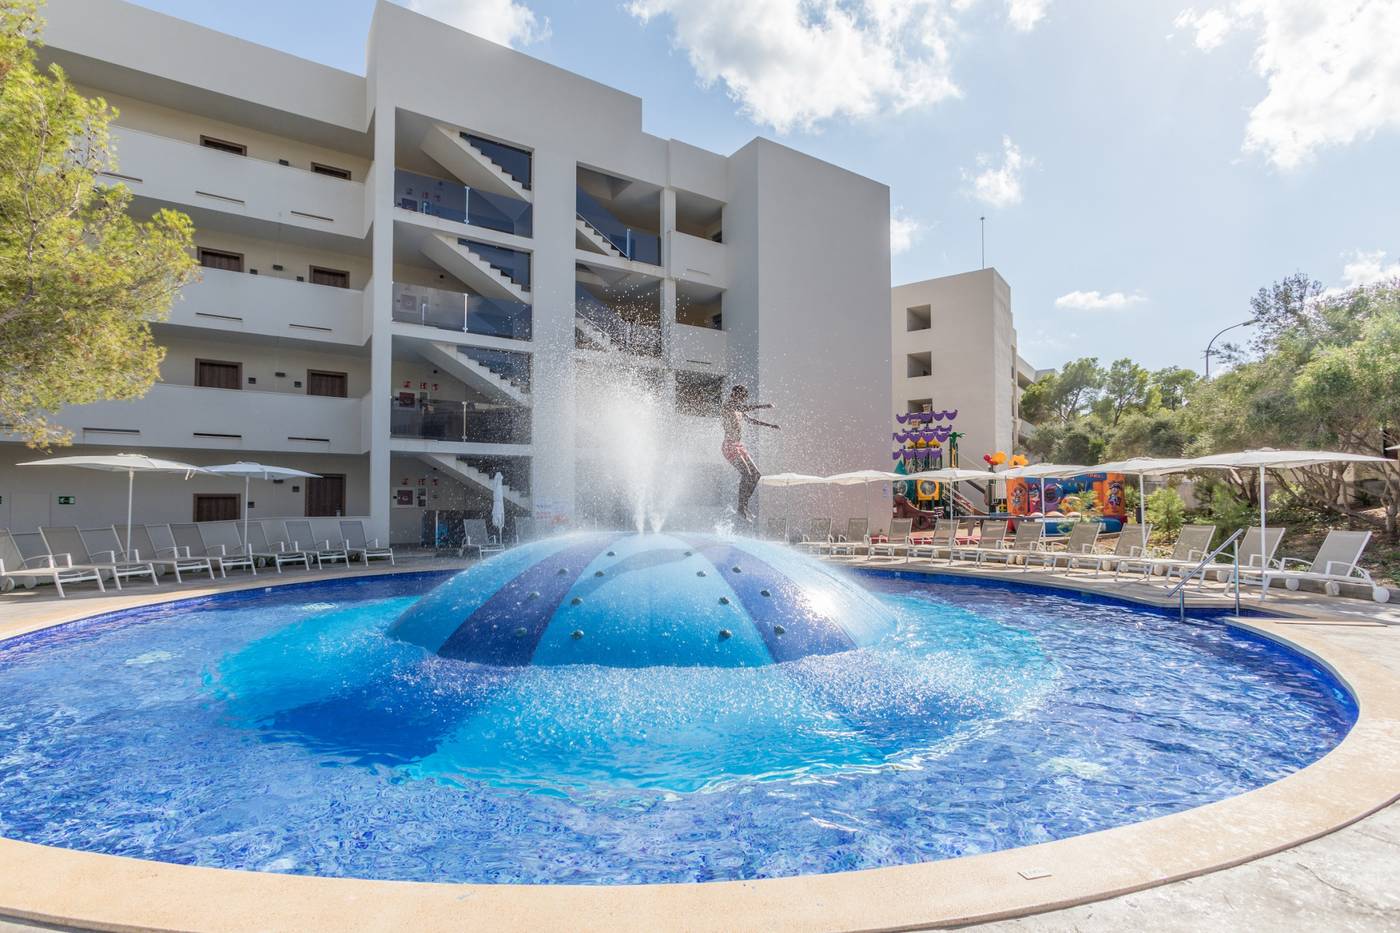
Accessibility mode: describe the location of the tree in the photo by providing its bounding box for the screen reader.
[1095,358,1151,426]
[1150,366,1199,411]
[0,0,196,447]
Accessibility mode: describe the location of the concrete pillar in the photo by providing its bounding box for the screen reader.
[367,103,396,543]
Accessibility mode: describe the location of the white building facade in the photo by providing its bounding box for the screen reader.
[891,269,1039,484]
[0,0,892,543]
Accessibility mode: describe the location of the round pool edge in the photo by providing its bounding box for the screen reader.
[0,565,1395,933]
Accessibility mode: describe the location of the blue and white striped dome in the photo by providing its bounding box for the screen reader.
[389,532,896,667]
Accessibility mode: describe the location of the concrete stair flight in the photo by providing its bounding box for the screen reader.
[415,453,531,509]
[422,234,530,304]
[575,216,623,258]
[417,339,531,407]
[420,124,531,202]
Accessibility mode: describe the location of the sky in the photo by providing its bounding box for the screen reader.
[124,0,1400,373]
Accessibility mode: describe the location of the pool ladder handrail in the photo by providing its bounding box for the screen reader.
[1164,528,1244,620]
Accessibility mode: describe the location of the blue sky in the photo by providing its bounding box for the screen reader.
[125,0,1400,373]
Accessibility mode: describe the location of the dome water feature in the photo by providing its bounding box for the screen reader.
[389,531,897,667]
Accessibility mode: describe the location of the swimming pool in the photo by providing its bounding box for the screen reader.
[0,566,1355,885]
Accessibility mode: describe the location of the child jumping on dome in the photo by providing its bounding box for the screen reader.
[721,385,779,522]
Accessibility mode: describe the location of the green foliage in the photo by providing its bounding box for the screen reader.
[1191,480,1256,539]
[0,0,197,447]
[1145,488,1185,536]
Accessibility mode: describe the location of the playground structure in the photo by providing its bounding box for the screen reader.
[1006,472,1128,533]
[891,411,988,530]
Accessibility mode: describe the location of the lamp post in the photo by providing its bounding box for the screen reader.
[1204,318,1256,379]
[980,216,986,269]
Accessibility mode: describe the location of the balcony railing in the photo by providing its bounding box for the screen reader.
[392,282,531,341]
[395,168,532,237]
[576,188,660,265]
[575,284,662,357]
[389,396,531,445]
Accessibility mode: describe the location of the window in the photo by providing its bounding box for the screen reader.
[193,494,241,522]
[195,359,242,390]
[907,398,933,414]
[906,352,933,378]
[906,304,932,331]
[197,248,243,273]
[305,474,346,517]
[306,370,348,398]
[199,135,246,156]
[309,266,350,288]
[311,162,352,180]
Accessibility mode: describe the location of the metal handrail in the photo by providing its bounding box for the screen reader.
[1165,527,1244,619]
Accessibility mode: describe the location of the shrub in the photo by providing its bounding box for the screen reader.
[1145,488,1185,536]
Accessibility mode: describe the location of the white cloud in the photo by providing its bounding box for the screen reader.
[1174,1,1400,170]
[890,209,923,255]
[1006,0,1051,32]
[1172,7,1233,50]
[625,0,976,133]
[1324,249,1400,296]
[964,136,1032,208]
[1054,290,1146,311]
[402,0,549,47]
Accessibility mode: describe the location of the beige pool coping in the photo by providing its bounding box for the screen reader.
[0,559,1396,932]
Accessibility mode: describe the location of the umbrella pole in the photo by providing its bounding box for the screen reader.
[125,469,134,555]
[1259,464,1267,588]
[1138,474,1146,525]
[243,475,251,551]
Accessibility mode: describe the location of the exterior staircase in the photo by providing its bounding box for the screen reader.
[419,123,531,202]
[575,215,623,258]
[417,339,531,407]
[422,234,530,304]
[414,453,531,509]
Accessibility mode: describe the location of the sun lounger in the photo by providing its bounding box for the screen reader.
[245,522,314,571]
[977,520,1045,566]
[41,525,157,588]
[286,520,350,569]
[514,517,535,545]
[90,524,216,585]
[340,520,395,566]
[1114,524,1217,582]
[798,518,833,553]
[1207,526,1285,584]
[868,518,913,560]
[1066,524,1152,574]
[1025,522,1102,570]
[907,519,958,562]
[461,518,504,559]
[765,516,789,542]
[949,520,1008,562]
[1255,529,1387,601]
[0,529,107,597]
[159,523,252,578]
[823,518,869,557]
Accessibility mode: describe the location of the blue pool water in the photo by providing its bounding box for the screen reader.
[0,568,1355,884]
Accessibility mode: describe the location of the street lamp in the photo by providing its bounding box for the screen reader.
[1204,318,1256,379]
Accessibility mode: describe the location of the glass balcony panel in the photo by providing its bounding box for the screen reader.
[461,346,532,393]
[392,282,532,340]
[389,396,531,444]
[575,188,661,265]
[461,239,531,291]
[574,283,662,357]
[395,168,531,237]
[462,133,532,190]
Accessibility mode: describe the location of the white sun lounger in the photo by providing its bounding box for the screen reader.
[1256,529,1386,602]
[798,518,833,554]
[90,525,217,585]
[949,519,1008,562]
[0,529,107,597]
[1114,524,1217,582]
[1207,526,1286,584]
[41,526,157,588]
[823,518,869,557]
[159,523,254,578]
[869,518,914,560]
[245,522,313,572]
[286,520,350,569]
[907,519,958,562]
[1025,522,1102,571]
[977,520,1044,566]
[1067,524,1152,575]
[340,520,395,566]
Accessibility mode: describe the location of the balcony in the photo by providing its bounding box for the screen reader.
[392,282,531,341]
[574,283,661,358]
[669,231,728,289]
[576,188,661,266]
[394,168,531,237]
[670,323,729,371]
[105,127,364,239]
[389,396,531,445]
[52,383,366,454]
[167,267,365,345]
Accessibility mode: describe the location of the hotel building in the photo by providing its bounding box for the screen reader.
[0,0,892,542]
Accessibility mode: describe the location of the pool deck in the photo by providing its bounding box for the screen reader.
[0,550,1396,932]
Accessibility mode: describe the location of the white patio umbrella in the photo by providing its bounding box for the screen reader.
[490,472,506,538]
[1166,449,1391,551]
[202,462,321,548]
[758,472,827,487]
[17,453,204,554]
[1087,457,1194,524]
[996,463,1088,518]
[823,470,903,485]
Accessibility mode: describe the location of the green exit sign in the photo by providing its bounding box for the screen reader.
[56,496,75,505]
